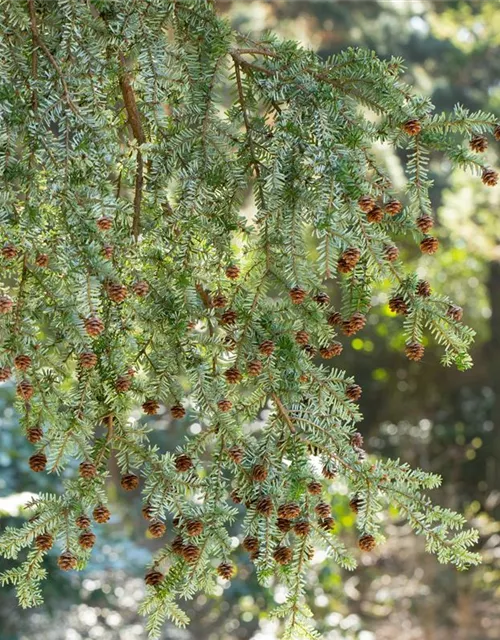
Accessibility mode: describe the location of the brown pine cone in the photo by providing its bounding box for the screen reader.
[351,432,364,448]
[384,245,399,262]
[313,292,330,306]
[416,280,431,297]
[315,502,331,518]
[58,551,77,571]
[247,360,262,376]
[349,495,363,513]
[322,462,337,480]
[420,236,439,254]
[2,243,18,259]
[217,399,232,412]
[470,135,488,153]
[230,489,242,504]
[358,195,376,213]
[17,379,34,400]
[358,534,377,552]
[29,452,47,472]
[145,569,164,586]
[366,205,384,223]
[276,517,293,533]
[224,366,242,384]
[227,445,244,464]
[217,562,234,579]
[242,536,259,552]
[307,480,322,495]
[277,502,301,520]
[142,399,160,415]
[183,543,201,563]
[405,341,425,362]
[416,214,434,233]
[0,366,11,381]
[102,243,113,259]
[384,199,403,216]
[273,546,293,565]
[251,464,268,482]
[319,342,343,359]
[84,316,105,337]
[302,345,315,359]
[295,330,309,346]
[319,516,335,531]
[78,531,96,549]
[256,496,273,517]
[289,286,307,304]
[220,309,237,326]
[79,351,98,369]
[96,216,113,230]
[141,504,154,521]
[389,295,409,315]
[342,312,366,336]
[186,519,204,537]
[27,426,43,443]
[171,535,186,555]
[346,384,362,401]
[171,404,186,419]
[75,515,91,529]
[115,376,131,393]
[120,473,139,491]
[175,453,193,472]
[93,505,111,523]
[403,118,422,136]
[107,282,128,303]
[482,168,498,187]
[212,293,228,308]
[35,253,49,268]
[338,248,361,274]
[133,280,150,297]
[0,295,14,314]
[259,340,275,356]
[223,335,236,351]
[294,520,311,537]
[225,264,240,280]
[35,533,54,551]
[14,354,31,371]
[447,304,463,322]
[494,125,500,142]
[79,461,97,479]
[148,520,166,538]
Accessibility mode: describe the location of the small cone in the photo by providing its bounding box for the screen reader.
[58,551,77,571]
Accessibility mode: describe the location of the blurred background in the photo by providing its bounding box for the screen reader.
[1,1,500,638]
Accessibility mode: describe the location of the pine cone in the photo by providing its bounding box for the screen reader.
[145,569,164,586]
[447,304,463,322]
[76,515,91,529]
[403,118,422,136]
[231,489,242,504]
[217,399,232,412]
[224,366,242,384]
[175,453,193,472]
[2,243,18,259]
[186,519,204,537]
[494,124,500,142]
[256,495,273,517]
[258,340,275,356]
[79,461,97,479]
[303,345,316,358]
[327,311,342,326]
[251,463,268,482]
[315,502,331,518]
[148,520,166,538]
[223,335,236,351]
[416,214,434,233]
[273,546,293,565]
[141,504,154,521]
[277,502,301,520]
[351,432,364,448]
[171,535,186,555]
[120,473,139,491]
[405,341,425,362]
[307,481,322,495]
[17,379,34,400]
[420,236,439,255]
[389,295,409,315]
[384,199,403,216]
[322,461,337,480]
[358,195,376,213]
[416,280,431,297]
[482,168,498,187]
[313,292,330,306]
[470,135,488,153]
[225,264,240,280]
[133,280,150,297]
[93,505,111,523]
[102,243,113,259]
[96,216,113,230]
[78,531,96,549]
[171,404,186,419]
[115,376,131,393]
[295,330,309,345]
[35,533,54,551]
[217,562,234,579]
[182,543,201,563]
[35,253,49,268]
[84,316,104,337]
[289,286,307,304]
[79,351,98,369]
[319,342,343,359]
[358,534,376,552]
[342,312,367,336]
[349,495,363,513]
[220,309,237,326]
[0,366,11,381]
[27,426,43,443]
[276,517,293,533]
[338,247,361,273]
[227,445,243,464]
[0,295,13,314]
[384,245,399,262]
[247,360,262,376]
[212,293,228,308]
[106,282,128,304]
[242,536,259,552]
[294,520,311,537]
[319,516,335,531]
[58,551,77,571]
[29,452,47,472]
[142,399,160,415]
[346,384,362,401]
[14,354,31,370]
[366,205,384,223]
